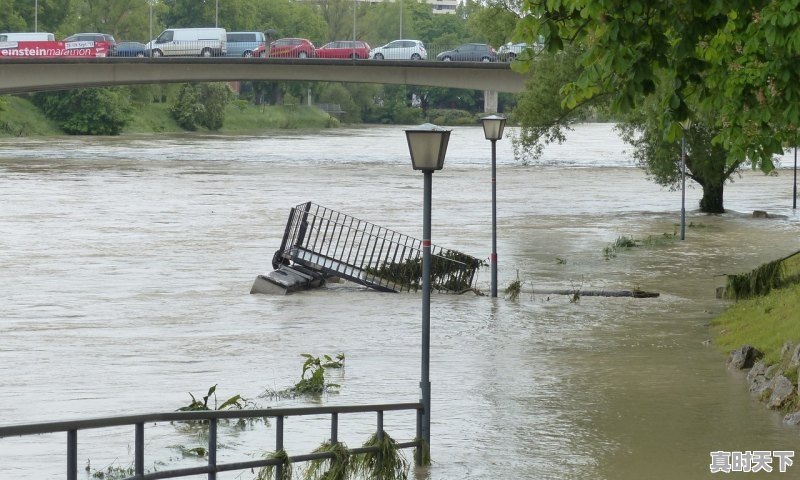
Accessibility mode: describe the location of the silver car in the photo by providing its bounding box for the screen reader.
[370,39,427,60]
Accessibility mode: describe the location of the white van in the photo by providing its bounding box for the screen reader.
[146,28,226,57]
[0,32,56,42]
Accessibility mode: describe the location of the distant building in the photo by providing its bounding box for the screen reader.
[354,0,458,14]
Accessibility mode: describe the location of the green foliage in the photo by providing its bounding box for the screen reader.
[177,384,247,411]
[603,233,677,260]
[351,431,410,480]
[304,441,352,480]
[0,95,62,137]
[264,354,343,399]
[84,459,134,480]
[321,353,346,369]
[505,271,522,301]
[170,83,231,131]
[32,88,132,135]
[725,259,785,301]
[511,47,604,163]
[365,250,481,292]
[516,0,800,172]
[170,444,208,458]
[712,282,800,365]
[256,449,294,480]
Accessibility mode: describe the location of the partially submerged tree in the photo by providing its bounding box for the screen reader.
[513,0,800,211]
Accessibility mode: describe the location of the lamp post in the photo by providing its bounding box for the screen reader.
[679,119,691,240]
[34,0,38,32]
[215,0,219,27]
[405,123,451,460]
[480,114,506,298]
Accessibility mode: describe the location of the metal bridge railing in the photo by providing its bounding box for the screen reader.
[273,202,481,293]
[0,402,423,480]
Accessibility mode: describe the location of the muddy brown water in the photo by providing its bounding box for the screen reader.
[1,124,799,479]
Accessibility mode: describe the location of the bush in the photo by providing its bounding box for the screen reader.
[32,88,132,135]
[170,83,232,131]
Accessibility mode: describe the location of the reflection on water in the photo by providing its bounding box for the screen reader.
[0,124,799,480]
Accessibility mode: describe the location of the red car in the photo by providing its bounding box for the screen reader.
[315,41,371,59]
[262,38,315,58]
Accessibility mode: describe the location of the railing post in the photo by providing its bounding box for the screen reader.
[208,418,217,480]
[376,411,384,467]
[275,415,284,480]
[67,429,77,480]
[331,412,338,444]
[135,423,144,477]
[415,407,423,466]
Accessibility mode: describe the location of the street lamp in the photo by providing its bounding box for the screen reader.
[34,0,38,32]
[679,119,691,240]
[480,114,506,298]
[405,123,451,461]
[215,0,219,27]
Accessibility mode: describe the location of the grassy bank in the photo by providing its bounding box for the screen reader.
[712,282,800,364]
[712,252,800,364]
[1,95,337,137]
[0,95,62,136]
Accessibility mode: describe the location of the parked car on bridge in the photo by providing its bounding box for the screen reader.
[226,31,266,57]
[315,40,371,59]
[64,33,117,56]
[436,43,496,62]
[369,39,426,60]
[0,32,55,42]
[497,42,529,61]
[146,28,227,57]
[267,38,316,58]
[113,41,148,57]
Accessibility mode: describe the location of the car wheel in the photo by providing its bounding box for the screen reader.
[151,49,163,58]
[508,52,516,61]
[411,53,422,60]
[200,48,212,57]
[298,51,308,59]
[136,52,145,58]
[350,53,358,59]
[243,50,253,58]
[481,56,491,62]
[441,56,452,61]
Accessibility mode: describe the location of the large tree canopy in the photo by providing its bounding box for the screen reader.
[517,0,800,167]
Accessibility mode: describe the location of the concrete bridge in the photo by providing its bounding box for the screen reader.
[0,57,527,111]
[0,57,525,93]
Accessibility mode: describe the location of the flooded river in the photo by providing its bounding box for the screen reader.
[1,124,799,479]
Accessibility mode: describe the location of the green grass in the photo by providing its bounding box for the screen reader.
[0,95,62,136]
[711,282,800,364]
[2,94,337,137]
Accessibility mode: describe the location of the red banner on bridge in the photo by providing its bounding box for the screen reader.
[0,41,109,58]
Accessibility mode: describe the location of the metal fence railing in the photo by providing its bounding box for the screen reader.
[0,402,423,480]
[273,202,481,293]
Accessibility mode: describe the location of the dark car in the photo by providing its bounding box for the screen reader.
[315,41,371,59]
[64,33,117,56]
[268,38,316,58]
[114,41,147,57]
[436,43,496,62]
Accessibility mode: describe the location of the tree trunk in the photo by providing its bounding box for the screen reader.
[699,180,725,213]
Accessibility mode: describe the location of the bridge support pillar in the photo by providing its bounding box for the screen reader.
[483,90,498,114]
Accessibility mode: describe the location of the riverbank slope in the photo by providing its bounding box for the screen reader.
[712,251,800,421]
[0,95,336,137]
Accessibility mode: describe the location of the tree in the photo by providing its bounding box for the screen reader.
[170,83,231,131]
[616,100,739,213]
[32,88,132,135]
[516,0,800,168]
